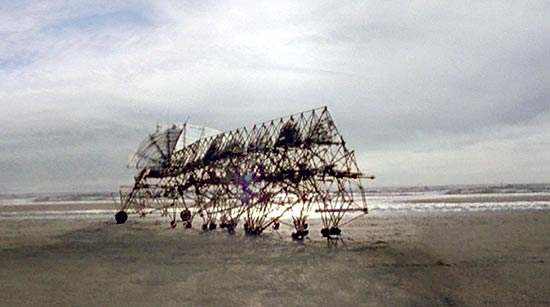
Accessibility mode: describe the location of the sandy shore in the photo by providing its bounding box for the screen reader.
[1,210,549,306]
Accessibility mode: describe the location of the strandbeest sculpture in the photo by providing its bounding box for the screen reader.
[115,107,374,241]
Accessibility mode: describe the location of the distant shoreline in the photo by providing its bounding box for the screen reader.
[3,182,550,201]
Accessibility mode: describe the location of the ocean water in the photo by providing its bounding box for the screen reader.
[366,183,550,214]
[0,209,115,220]
[368,193,550,214]
[1,184,549,220]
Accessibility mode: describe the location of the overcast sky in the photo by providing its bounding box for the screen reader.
[1,0,549,193]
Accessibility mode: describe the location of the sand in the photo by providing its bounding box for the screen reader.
[1,209,549,306]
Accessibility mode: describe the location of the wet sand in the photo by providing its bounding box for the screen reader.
[1,210,549,306]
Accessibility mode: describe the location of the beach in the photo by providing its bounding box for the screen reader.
[1,202,549,306]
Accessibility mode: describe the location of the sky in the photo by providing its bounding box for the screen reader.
[1,0,549,193]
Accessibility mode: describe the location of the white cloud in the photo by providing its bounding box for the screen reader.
[362,112,550,187]
[1,0,549,192]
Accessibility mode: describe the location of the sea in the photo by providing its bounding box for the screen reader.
[1,183,549,220]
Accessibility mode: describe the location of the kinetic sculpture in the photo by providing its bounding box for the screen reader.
[115,107,373,240]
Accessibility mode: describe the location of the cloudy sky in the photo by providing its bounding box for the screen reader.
[1,0,549,193]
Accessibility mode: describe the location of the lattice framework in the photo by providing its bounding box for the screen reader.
[117,107,373,239]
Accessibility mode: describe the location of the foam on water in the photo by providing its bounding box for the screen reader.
[369,200,550,214]
[367,191,550,215]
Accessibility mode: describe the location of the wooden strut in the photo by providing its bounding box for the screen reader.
[315,208,368,213]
